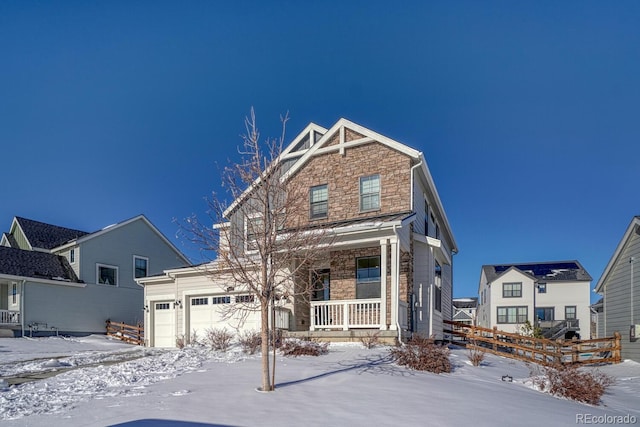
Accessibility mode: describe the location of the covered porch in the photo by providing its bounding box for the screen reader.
[1,281,21,326]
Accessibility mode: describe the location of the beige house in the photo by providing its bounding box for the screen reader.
[139,119,457,347]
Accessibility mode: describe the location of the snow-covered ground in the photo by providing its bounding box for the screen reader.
[1,335,639,426]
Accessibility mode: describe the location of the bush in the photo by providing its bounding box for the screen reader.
[531,363,615,405]
[175,335,186,349]
[467,344,486,367]
[205,328,234,352]
[390,336,451,373]
[280,339,329,357]
[359,331,381,349]
[238,330,262,354]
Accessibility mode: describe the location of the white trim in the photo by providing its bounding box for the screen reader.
[0,273,87,287]
[96,263,119,286]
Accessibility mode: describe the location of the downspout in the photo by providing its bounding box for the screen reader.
[409,159,423,212]
[631,257,635,327]
[429,282,434,338]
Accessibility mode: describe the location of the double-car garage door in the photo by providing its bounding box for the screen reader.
[152,295,260,347]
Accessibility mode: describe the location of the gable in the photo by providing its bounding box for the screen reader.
[12,217,89,251]
[595,217,640,293]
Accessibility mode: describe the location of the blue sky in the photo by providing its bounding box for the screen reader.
[1,2,639,302]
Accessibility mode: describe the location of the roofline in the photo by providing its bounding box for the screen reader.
[11,217,34,251]
[595,216,640,293]
[0,273,86,287]
[55,215,190,265]
[223,122,329,217]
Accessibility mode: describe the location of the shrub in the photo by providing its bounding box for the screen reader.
[467,344,486,367]
[531,363,615,405]
[205,328,234,352]
[359,331,381,349]
[238,330,262,354]
[175,335,186,349]
[390,336,451,373]
[280,339,329,357]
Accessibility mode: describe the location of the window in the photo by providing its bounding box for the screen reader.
[236,294,255,303]
[134,256,148,279]
[565,306,577,320]
[537,283,547,293]
[12,283,17,305]
[424,201,429,235]
[502,282,522,298]
[359,174,380,211]
[70,249,75,263]
[245,216,263,251]
[310,184,328,219]
[97,264,118,285]
[155,303,170,310]
[434,285,442,312]
[497,306,528,324]
[191,297,208,306]
[212,296,231,304]
[356,256,381,299]
[536,307,554,321]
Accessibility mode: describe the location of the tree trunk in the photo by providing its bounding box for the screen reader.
[260,301,272,391]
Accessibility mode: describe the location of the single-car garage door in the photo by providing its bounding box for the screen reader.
[153,301,175,347]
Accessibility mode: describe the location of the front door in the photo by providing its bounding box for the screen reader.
[312,269,330,301]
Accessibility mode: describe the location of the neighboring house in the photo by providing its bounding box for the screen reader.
[477,261,591,339]
[452,297,477,326]
[594,216,640,362]
[138,118,458,347]
[0,215,189,336]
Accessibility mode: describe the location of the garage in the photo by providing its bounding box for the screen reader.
[152,301,175,347]
[187,295,261,337]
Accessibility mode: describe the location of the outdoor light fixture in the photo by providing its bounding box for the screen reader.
[174,300,182,309]
[143,305,149,313]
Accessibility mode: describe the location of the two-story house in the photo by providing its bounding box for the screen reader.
[139,118,457,347]
[477,261,592,339]
[0,215,189,337]
[452,297,477,326]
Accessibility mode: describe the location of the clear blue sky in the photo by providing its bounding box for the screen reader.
[2,2,639,303]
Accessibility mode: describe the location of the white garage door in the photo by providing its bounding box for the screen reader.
[153,302,175,347]
[188,295,260,336]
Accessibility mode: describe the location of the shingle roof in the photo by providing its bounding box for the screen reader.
[2,232,18,248]
[0,246,80,282]
[482,260,592,283]
[15,217,89,250]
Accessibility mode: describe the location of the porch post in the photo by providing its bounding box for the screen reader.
[380,239,388,330]
[390,239,398,331]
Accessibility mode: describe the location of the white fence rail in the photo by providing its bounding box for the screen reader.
[310,299,381,331]
[0,310,20,325]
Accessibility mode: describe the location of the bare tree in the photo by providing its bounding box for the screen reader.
[179,108,330,391]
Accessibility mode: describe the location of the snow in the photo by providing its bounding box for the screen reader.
[0,336,639,426]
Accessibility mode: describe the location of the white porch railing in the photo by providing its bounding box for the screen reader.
[0,310,20,325]
[310,299,381,331]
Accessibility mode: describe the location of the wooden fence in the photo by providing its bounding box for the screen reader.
[106,320,144,346]
[443,320,621,366]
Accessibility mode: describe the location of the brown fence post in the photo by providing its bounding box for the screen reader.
[613,332,621,363]
[492,327,498,352]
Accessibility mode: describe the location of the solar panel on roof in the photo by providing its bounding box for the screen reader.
[494,262,580,277]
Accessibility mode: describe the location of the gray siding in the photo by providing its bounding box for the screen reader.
[601,230,640,361]
[23,280,143,334]
[78,218,187,289]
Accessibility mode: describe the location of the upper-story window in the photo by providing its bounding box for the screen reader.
[70,249,75,263]
[359,174,380,212]
[310,184,328,219]
[97,263,118,286]
[502,282,522,298]
[537,283,547,293]
[134,256,149,279]
[424,201,429,235]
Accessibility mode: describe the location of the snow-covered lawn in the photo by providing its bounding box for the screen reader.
[1,335,639,426]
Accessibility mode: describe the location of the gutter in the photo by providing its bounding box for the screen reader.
[409,159,423,212]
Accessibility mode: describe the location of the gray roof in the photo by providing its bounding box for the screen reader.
[0,246,80,282]
[482,260,592,283]
[453,297,478,309]
[15,217,89,250]
[2,232,18,248]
